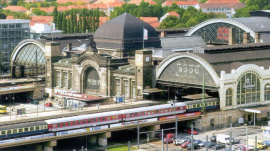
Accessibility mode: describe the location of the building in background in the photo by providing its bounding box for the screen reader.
[0,19,30,68]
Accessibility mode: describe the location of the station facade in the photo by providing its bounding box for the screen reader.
[8,13,270,131]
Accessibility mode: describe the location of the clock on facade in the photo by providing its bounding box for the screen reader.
[146,57,150,62]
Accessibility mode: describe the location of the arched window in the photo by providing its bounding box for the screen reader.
[85,67,99,90]
[237,72,260,105]
[226,88,233,106]
[265,84,270,101]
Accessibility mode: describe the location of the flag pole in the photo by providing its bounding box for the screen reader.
[143,27,144,49]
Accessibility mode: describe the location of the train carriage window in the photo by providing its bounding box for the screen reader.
[193,105,197,108]
[78,120,82,124]
[88,119,91,123]
[1,131,6,135]
[156,110,159,114]
[142,112,145,115]
[134,113,138,116]
[107,117,111,120]
[165,109,167,112]
[24,128,29,132]
[97,118,100,122]
[139,112,141,116]
[30,127,34,131]
[83,120,87,124]
[73,121,76,125]
[102,117,106,121]
[152,110,155,114]
[111,116,116,120]
[216,101,220,105]
[57,123,61,127]
[144,111,147,115]
[148,111,151,114]
[13,129,16,134]
[169,108,172,112]
[62,122,66,127]
[130,113,133,117]
[36,126,40,130]
[93,118,96,122]
[68,122,71,126]
[19,129,23,133]
[189,105,192,109]
[7,130,11,134]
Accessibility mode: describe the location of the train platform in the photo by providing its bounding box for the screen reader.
[0,100,158,123]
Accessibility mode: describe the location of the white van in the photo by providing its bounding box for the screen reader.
[216,134,230,144]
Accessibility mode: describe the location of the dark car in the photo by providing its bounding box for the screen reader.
[232,138,240,144]
[187,143,200,150]
[30,100,39,105]
[210,136,217,142]
[193,139,203,144]
[213,143,226,150]
[155,131,161,138]
[198,141,206,147]
[206,142,217,148]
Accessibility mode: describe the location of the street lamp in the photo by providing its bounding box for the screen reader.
[11,82,15,110]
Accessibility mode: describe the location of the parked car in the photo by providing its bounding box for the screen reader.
[45,102,53,107]
[210,136,217,142]
[163,137,174,144]
[181,141,191,148]
[174,138,185,146]
[232,138,240,144]
[212,143,226,150]
[185,129,198,135]
[198,141,207,147]
[263,140,270,147]
[30,100,39,105]
[236,145,255,151]
[193,139,203,144]
[165,133,175,139]
[155,131,161,138]
[187,143,200,150]
[206,142,217,148]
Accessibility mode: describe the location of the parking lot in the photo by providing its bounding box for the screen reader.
[138,125,270,151]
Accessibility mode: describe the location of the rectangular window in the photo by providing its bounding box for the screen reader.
[13,129,16,134]
[63,72,68,88]
[1,131,5,135]
[56,71,60,87]
[72,121,76,125]
[69,73,72,89]
[78,120,81,124]
[36,126,40,130]
[24,128,29,132]
[30,127,34,131]
[7,130,11,134]
[116,79,121,96]
[19,129,23,133]
[68,122,71,126]
[124,80,129,98]
[107,117,111,120]
[102,117,106,121]
[57,123,61,127]
[93,118,96,122]
[62,122,66,127]
[88,119,91,123]
[132,81,136,98]
[83,120,86,124]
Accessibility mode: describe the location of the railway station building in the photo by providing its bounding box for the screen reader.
[7,12,270,131]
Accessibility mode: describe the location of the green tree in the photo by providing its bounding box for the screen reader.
[31,8,48,16]
[67,17,70,33]
[53,6,58,25]
[78,13,82,33]
[62,13,67,33]
[57,12,62,30]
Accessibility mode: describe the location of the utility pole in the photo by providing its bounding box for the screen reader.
[201,75,205,114]
[137,122,140,149]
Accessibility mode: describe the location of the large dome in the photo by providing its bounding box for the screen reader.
[94,13,161,52]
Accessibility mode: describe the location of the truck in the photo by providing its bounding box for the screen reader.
[216,134,230,144]
[248,139,267,149]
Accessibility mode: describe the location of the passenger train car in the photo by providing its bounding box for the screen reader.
[185,98,219,113]
[0,121,48,140]
[0,99,219,140]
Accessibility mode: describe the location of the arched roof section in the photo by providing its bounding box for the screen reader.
[185,17,270,44]
[156,53,220,88]
[11,39,45,65]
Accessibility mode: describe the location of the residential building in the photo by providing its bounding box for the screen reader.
[4,6,29,13]
[195,2,245,17]
[162,0,197,9]
[0,19,30,68]
[160,11,180,23]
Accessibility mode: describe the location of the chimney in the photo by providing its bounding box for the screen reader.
[255,33,260,43]
[243,32,250,44]
[67,43,72,51]
[229,27,235,45]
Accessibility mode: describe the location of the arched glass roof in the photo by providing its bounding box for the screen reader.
[15,43,45,66]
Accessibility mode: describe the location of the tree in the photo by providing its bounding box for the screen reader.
[57,12,62,30]
[31,8,48,16]
[53,6,58,26]
[62,13,67,33]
